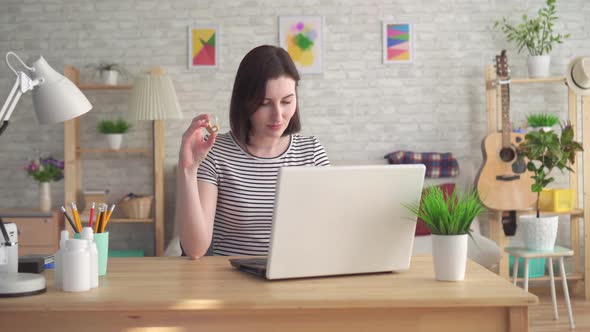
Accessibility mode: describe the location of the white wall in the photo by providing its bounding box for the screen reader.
[1,0,588,254]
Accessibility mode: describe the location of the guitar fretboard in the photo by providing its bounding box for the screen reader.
[500,81,511,148]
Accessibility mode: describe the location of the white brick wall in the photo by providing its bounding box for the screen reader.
[1,0,588,255]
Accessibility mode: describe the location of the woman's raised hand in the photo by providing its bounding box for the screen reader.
[179,114,217,171]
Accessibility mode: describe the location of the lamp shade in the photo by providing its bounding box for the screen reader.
[30,56,92,124]
[128,69,182,120]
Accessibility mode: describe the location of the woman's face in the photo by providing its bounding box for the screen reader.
[249,76,297,140]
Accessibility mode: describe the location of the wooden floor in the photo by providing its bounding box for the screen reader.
[529,284,590,331]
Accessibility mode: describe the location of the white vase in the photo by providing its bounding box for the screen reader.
[431,234,468,281]
[101,70,118,85]
[39,182,51,212]
[518,215,559,251]
[527,55,551,78]
[105,134,123,150]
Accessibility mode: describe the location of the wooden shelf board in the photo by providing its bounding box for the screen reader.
[515,272,583,282]
[78,84,133,90]
[108,218,153,223]
[511,77,565,84]
[517,208,583,217]
[78,148,152,155]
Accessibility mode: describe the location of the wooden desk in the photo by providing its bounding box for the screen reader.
[0,256,537,332]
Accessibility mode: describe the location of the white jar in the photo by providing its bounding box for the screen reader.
[63,239,90,292]
[54,230,69,290]
[81,227,99,288]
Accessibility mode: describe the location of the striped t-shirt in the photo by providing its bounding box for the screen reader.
[197,132,330,256]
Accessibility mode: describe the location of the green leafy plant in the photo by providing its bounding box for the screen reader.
[404,187,485,236]
[493,0,570,56]
[526,113,559,128]
[97,118,132,134]
[24,156,64,183]
[517,121,583,217]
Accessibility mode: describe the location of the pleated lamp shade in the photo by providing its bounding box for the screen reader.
[128,68,182,120]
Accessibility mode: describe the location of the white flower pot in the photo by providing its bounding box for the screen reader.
[518,215,559,251]
[527,126,553,133]
[527,55,551,78]
[431,234,468,281]
[101,70,118,85]
[105,134,123,150]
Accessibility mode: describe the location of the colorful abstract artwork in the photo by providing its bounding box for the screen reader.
[188,25,219,68]
[279,16,323,74]
[383,23,413,64]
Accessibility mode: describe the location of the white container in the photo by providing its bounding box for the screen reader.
[81,227,99,288]
[101,70,118,85]
[105,133,123,150]
[54,230,69,290]
[431,234,468,281]
[519,215,559,251]
[39,182,51,212]
[527,55,551,78]
[63,239,90,292]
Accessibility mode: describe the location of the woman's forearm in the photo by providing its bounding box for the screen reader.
[176,167,213,259]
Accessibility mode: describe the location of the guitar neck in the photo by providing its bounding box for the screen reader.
[500,81,511,147]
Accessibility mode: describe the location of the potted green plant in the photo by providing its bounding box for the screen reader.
[526,113,559,132]
[86,62,129,85]
[494,0,570,78]
[404,187,485,281]
[97,118,132,150]
[517,121,583,250]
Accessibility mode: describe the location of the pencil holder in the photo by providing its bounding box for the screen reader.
[94,232,109,276]
[74,231,109,276]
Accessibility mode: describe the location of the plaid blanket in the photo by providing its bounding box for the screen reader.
[384,151,460,178]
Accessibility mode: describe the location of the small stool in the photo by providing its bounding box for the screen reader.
[505,246,575,329]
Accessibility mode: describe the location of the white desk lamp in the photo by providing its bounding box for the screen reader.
[0,52,92,297]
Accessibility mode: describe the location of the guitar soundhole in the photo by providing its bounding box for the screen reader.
[499,147,516,162]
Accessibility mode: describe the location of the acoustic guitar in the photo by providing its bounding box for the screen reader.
[476,50,536,211]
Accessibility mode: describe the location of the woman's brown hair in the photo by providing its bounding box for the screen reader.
[229,45,301,145]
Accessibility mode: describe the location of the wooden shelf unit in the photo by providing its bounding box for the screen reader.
[63,66,165,256]
[484,64,590,299]
[78,84,133,90]
[77,148,153,156]
[510,77,566,84]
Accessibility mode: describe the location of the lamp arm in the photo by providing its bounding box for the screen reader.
[0,72,43,136]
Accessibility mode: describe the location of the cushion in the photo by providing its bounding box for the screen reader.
[384,151,460,178]
[415,183,456,236]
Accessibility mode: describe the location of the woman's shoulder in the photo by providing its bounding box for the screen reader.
[212,132,238,148]
[291,133,321,145]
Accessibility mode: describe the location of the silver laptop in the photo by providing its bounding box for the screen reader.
[230,164,426,280]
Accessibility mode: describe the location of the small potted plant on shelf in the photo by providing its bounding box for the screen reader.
[494,0,570,78]
[404,186,485,281]
[86,62,129,85]
[526,113,559,132]
[97,118,132,150]
[516,121,583,250]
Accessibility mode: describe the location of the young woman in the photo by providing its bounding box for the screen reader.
[176,45,330,258]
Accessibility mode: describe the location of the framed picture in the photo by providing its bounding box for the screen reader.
[279,16,324,74]
[188,24,219,68]
[382,22,413,64]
